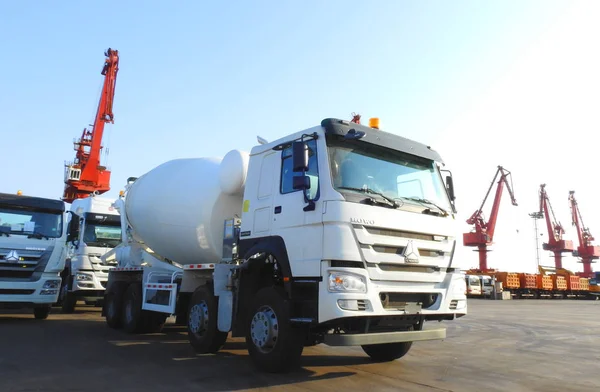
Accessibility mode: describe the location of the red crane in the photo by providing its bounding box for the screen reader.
[568,191,599,278]
[62,48,119,203]
[538,184,574,269]
[463,166,518,271]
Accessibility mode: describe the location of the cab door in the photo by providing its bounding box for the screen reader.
[271,138,323,278]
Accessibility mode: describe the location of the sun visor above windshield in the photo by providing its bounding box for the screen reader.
[320,118,444,164]
[84,212,121,225]
[0,193,65,213]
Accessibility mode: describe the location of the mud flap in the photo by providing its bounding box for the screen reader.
[217,291,233,332]
[142,283,177,314]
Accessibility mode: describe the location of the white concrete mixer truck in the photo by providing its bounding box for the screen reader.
[59,194,121,313]
[0,191,67,319]
[101,117,467,373]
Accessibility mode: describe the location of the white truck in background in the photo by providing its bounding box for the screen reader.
[59,194,121,313]
[101,116,467,373]
[0,191,67,319]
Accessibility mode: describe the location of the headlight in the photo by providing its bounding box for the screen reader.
[42,280,61,289]
[76,273,92,281]
[328,271,367,293]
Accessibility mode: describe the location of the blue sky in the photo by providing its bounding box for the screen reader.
[3,1,599,273]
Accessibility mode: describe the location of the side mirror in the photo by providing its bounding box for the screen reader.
[292,141,309,173]
[67,213,80,243]
[445,175,456,201]
[293,175,311,191]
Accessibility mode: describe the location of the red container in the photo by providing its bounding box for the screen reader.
[494,272,520,289]
[536,275,553,290]
[579,278,590,291]
[519,273,537,289]
[552,275,567,291]
[568,275,581,291]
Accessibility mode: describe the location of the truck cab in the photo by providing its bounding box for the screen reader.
[59,195,121,312]
[466,274,482,297]
[479,275,493,297]
[0,192,67,319]
[230,118,467,370]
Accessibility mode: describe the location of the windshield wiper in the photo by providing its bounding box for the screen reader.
[27,232,50,240]
[402,197,449,216]
[338,186,400,208]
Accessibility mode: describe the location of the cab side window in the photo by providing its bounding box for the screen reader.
[280,139,319,199]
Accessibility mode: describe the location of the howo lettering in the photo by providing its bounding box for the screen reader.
[100,117,467,373]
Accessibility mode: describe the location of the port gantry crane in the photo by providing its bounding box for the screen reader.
[568,191,599,278]
[62,48,119,203]
[463,166,518,271]
[537,184,574,269]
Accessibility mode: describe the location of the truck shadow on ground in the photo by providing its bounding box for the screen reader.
[106,326,373,391]
[0,312,377,392]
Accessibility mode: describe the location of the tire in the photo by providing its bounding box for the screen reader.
[105,281,128,329]
[122,283,146,333]
[60,277,77,314]
[61,291,77,314]
[246,286,304,373]
[362,325,414,362]
[33,305,51,320]
[187,285,228,353]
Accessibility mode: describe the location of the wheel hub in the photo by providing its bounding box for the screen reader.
[189,302,209,335]
[250,306,278,353]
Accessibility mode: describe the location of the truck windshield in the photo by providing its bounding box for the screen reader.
[326,137,452,213]
[83,224,121,248]
[0,207,63,238]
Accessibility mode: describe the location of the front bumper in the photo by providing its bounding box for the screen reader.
[0,275,62,306]
[324,327,446,346]
[71,270,107,294]
[318,264,467,325]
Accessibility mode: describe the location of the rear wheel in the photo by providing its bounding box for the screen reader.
[246,286,304,373]
[187,285,228,353]
[105,281,128,329]
[122,283,146,333]
[33,305,51,320]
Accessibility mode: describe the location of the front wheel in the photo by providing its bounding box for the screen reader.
[362,325,414,362]
[362,342,413,362]
[33,305,51,320]
[245,286,304,373]
[61,283,77,314]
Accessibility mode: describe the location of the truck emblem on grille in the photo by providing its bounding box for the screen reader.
[350,217,375,225]
[5,250,20,261]
[402,241,420,264]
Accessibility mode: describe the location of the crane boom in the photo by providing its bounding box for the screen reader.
[62,48,119,203]
[568,191,599,278]
[538,184,573,269]
[463,165,517,271]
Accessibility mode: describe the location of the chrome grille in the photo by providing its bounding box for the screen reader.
[0,247,50,280]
